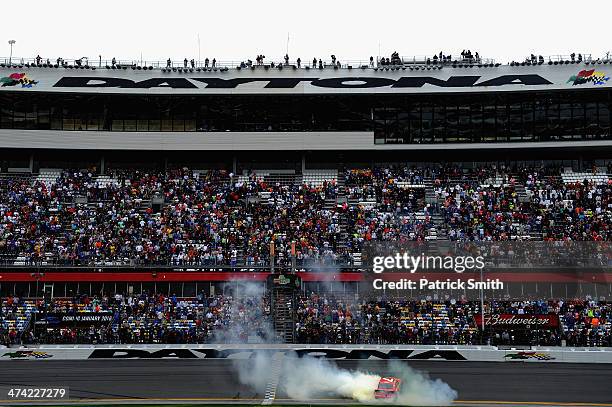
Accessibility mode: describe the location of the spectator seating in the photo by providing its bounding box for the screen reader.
[561,168,611,184]
[1,295,610,346]
[33,169,62,188]
[0,164,611,269]
[1,300,36,333]
[302,169,338,187]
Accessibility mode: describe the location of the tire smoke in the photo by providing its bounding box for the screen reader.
[282,355,381,402]
[387,360,458,406]
[210,281,275,344]
[235,352,457,405]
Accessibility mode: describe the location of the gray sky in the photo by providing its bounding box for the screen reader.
[3,0,610,65]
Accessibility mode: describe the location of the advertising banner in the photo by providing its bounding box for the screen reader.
[474,314,560,330]
[34,312,114,328]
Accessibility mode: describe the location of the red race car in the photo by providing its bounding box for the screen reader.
[374,376,402,399]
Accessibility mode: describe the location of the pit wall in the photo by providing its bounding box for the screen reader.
[1,344,611,363]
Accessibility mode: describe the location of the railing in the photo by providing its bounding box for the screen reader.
[544,54,593,63]
[0,56,374,70]
[390,55,496,66]
[0,257,364,272]
[2,258,612,272]
[3,53,608,71]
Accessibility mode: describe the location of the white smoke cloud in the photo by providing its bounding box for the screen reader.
[234,351,275,393]
[210,281,276,344]
[282,355,380,402]
[234,280,266,298]
[387,360,458,406]
[234,351,457,405]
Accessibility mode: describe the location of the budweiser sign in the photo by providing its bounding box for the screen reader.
[474,314,560,330]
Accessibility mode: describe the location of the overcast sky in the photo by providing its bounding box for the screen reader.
[3,0,610,65]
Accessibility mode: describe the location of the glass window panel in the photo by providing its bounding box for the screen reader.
[51,119,62,130]
[87,119,99,131]
[111,120,124,131]
[534,100,548,140]
[12,111,25,129]
[409,106,421,142]
[0,108,12,128]
[137,120,149,131]
[585,102,598,138]
[482,105,496,142]
[599,103,610,134]
[509,103,522,141]
[161,120,172,131]
[457,105,471,142]
[149,120,161,131]
[124,120,137,131]
[75,119,86,131]
[37,109,50,125]
[522,102,534,140]
[172,120,185,131]
[63,119,75,131]
[23,112,36,130]
[495,103,509,141]
[445,106,458,142]
[559,103,574,139]
[546,101,559,140]
[433,105,445,142]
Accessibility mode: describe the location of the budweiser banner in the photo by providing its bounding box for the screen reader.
[474,314,560,330]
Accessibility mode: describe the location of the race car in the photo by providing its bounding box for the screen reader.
[374,376,402,399]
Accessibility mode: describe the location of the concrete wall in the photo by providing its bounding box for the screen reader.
[3,129,612,151]
[1,344,611,363]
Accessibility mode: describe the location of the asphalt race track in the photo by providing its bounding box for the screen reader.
[0,359,610,406]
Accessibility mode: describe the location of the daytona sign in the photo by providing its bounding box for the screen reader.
[87,348,467,360]
[2,64,608,94]
[52,75,553,89]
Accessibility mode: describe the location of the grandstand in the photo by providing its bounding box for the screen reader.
[3,295,610,347]
[0,53,611,344]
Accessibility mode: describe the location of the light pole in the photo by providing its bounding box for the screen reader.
[480,266,486,344]
[8,40,16,64]
[30,271,44,341]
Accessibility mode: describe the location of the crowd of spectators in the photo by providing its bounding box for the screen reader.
[3,293,609,346]
[344,166,433,252]
[432,164,612,242]
[1,292,270,345]
[20,51,492,70]
[523,172,612,241]
[15,51,612,71]
[435,175,528,241]
[0,168,344,267]
[1,164,611,268]
[295,295,612,347]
